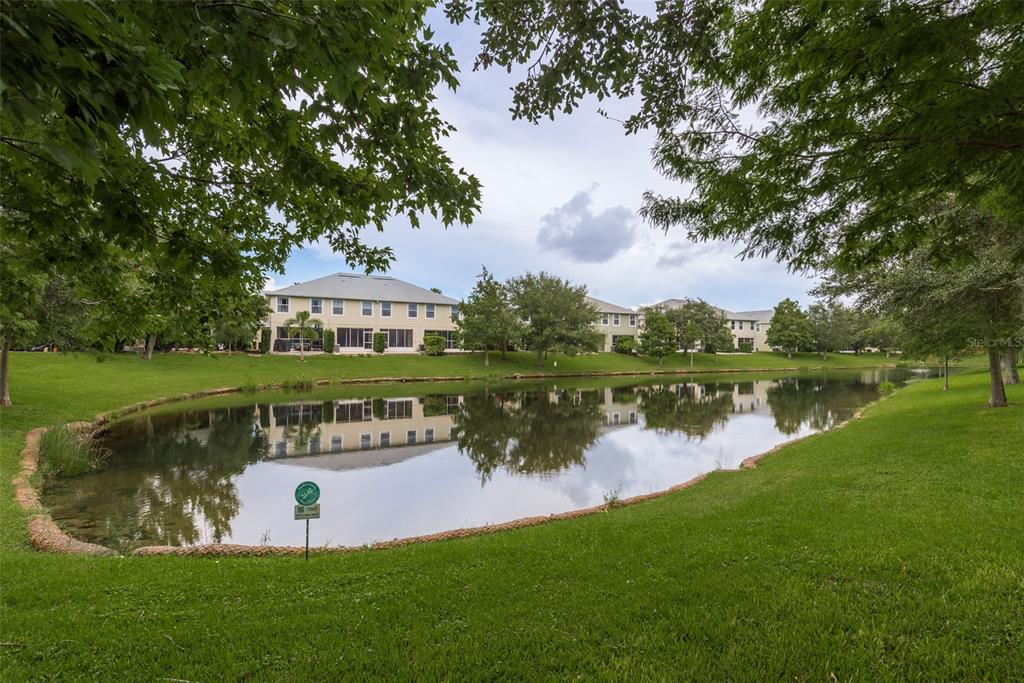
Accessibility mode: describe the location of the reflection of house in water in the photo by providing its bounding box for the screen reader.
[256,395,463,460]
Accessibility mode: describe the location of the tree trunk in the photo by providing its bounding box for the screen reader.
[144,333,157,360]
[689,351,693,367]
[987,346,1008,408]
[1001,347,1020,385]
[484,349,490,367]
[943,354,949,391]
[658,356,664,366]
[787,350,792,359]
[1,337,11,406]
[534,348,544,368]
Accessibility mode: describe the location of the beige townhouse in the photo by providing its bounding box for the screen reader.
[587,296,642,352]
[655,299,774,351]
[264,273,459,354]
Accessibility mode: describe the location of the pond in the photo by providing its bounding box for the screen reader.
[43,368,937,550]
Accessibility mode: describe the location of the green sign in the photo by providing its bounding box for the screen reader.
[294,481,320,506]
[294,504,321,520]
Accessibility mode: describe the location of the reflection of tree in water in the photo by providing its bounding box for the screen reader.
[451,389,603,483]
[638,383,734,440]
[766,377,880,434]
[49,406,267,548]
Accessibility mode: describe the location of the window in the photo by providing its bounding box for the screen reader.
[385,399,413,419]
[406,429,417,445]
[311,298,322,314]
[612,412,620,425]
[309,437,321,455]
[629,411,637,424]
[738,320,744,330]
[330,435,343,451]
[381,301,392,317]
[755,323,760,332]
[277,297,289,313]
[275,441,287,457]
[332,299,344,315]
[336,400,371,422]
[629,314,637,327]
[360,433,372,450]
[730,320,736,329]
[426,304,435,319]
[602,314,609,326]
[450,306,459,321]
[612,313,620,326]
[424,428,435,443]
[408,303,418,318]
[337,328,372,348]
[276,326,288,339]
[380,432,391,448]
[382,329,413,348]
[362,300,373,316]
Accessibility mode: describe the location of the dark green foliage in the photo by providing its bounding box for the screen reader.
[738,342,753,353]
[372,332,387,354]
[638,311,676,364]
[452,0,1024,268]
[259,328,272,355]
[662,300,731,354]
[506,272,600,367]
[614,336,636,355]
[767,299,814,357]
[457,268,522,365]
[322,329,335,355]
[423,334,446,356]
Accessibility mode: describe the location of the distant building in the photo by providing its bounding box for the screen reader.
[264,273,458,354]
[655,299,774,352]
[586,296,642,352]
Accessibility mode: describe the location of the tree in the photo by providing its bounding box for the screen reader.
[766,299,813,359]
[456,267,521,366]
[807,301,855,359]
[214,294,270,352]
[662,299,731,355]
[506,272,599,367]
[818,206,1023,405]
[282,311,322,362]
[638,310,676,365]
[449,0,1024,269]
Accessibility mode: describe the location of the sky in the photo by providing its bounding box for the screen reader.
[267,11,819,312]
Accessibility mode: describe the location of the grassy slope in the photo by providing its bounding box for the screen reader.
[1,353,1020,679]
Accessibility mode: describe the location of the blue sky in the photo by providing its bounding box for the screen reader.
[268,12,818,311]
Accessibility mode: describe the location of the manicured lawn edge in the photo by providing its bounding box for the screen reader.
[14,376,894,558]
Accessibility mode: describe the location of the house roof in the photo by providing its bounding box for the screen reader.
[585,296,635,315]
[268,273,458,305]
[654,299,773,322]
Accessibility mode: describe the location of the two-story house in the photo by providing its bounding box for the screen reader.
[655,299,774,351]
[587,296,642,352]
[265,273,459,354]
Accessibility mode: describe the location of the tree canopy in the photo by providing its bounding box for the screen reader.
[506,272,600,367]
[766,299,813,358]
[638,309,676,364]
[448,0,1024,269]
[456,267,522,365]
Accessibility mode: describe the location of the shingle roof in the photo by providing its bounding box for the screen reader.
[654,299,773,322]
[585,296,636,315]
[268,273,458,305]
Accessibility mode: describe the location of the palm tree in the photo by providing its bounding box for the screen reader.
[282,310,323,361]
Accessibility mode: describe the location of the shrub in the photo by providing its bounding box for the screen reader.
[322,328,335,354]
[614,337,637,354]
[423,334,445,356]
[738,341,754,353]
[372,332,387,354]
[37,426,111,480]
[259,328,271,354]
[879,381,896,396]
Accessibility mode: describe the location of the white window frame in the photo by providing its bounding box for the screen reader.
[310,298,323,314]
[360,433,372,450]
[424,428,435,443]
[330,435,343,451]
[406,429,417,445]
[362,300,373,317]
[381,301,392,317]
[730,320,736,329]
[408,303,418,318]
[629,314,637,327]
[426,304,435,319]
[277,297,289,313]
[612,313,620,326]
[602,314,609,326]
[332,299,344,315]
[380,431,391,448]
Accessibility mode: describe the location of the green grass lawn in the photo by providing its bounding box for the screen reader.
[1,352,1020,679]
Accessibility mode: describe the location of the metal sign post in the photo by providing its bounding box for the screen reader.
[294,481,321,561]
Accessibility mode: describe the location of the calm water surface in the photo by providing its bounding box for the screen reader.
[43,368,936,549]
